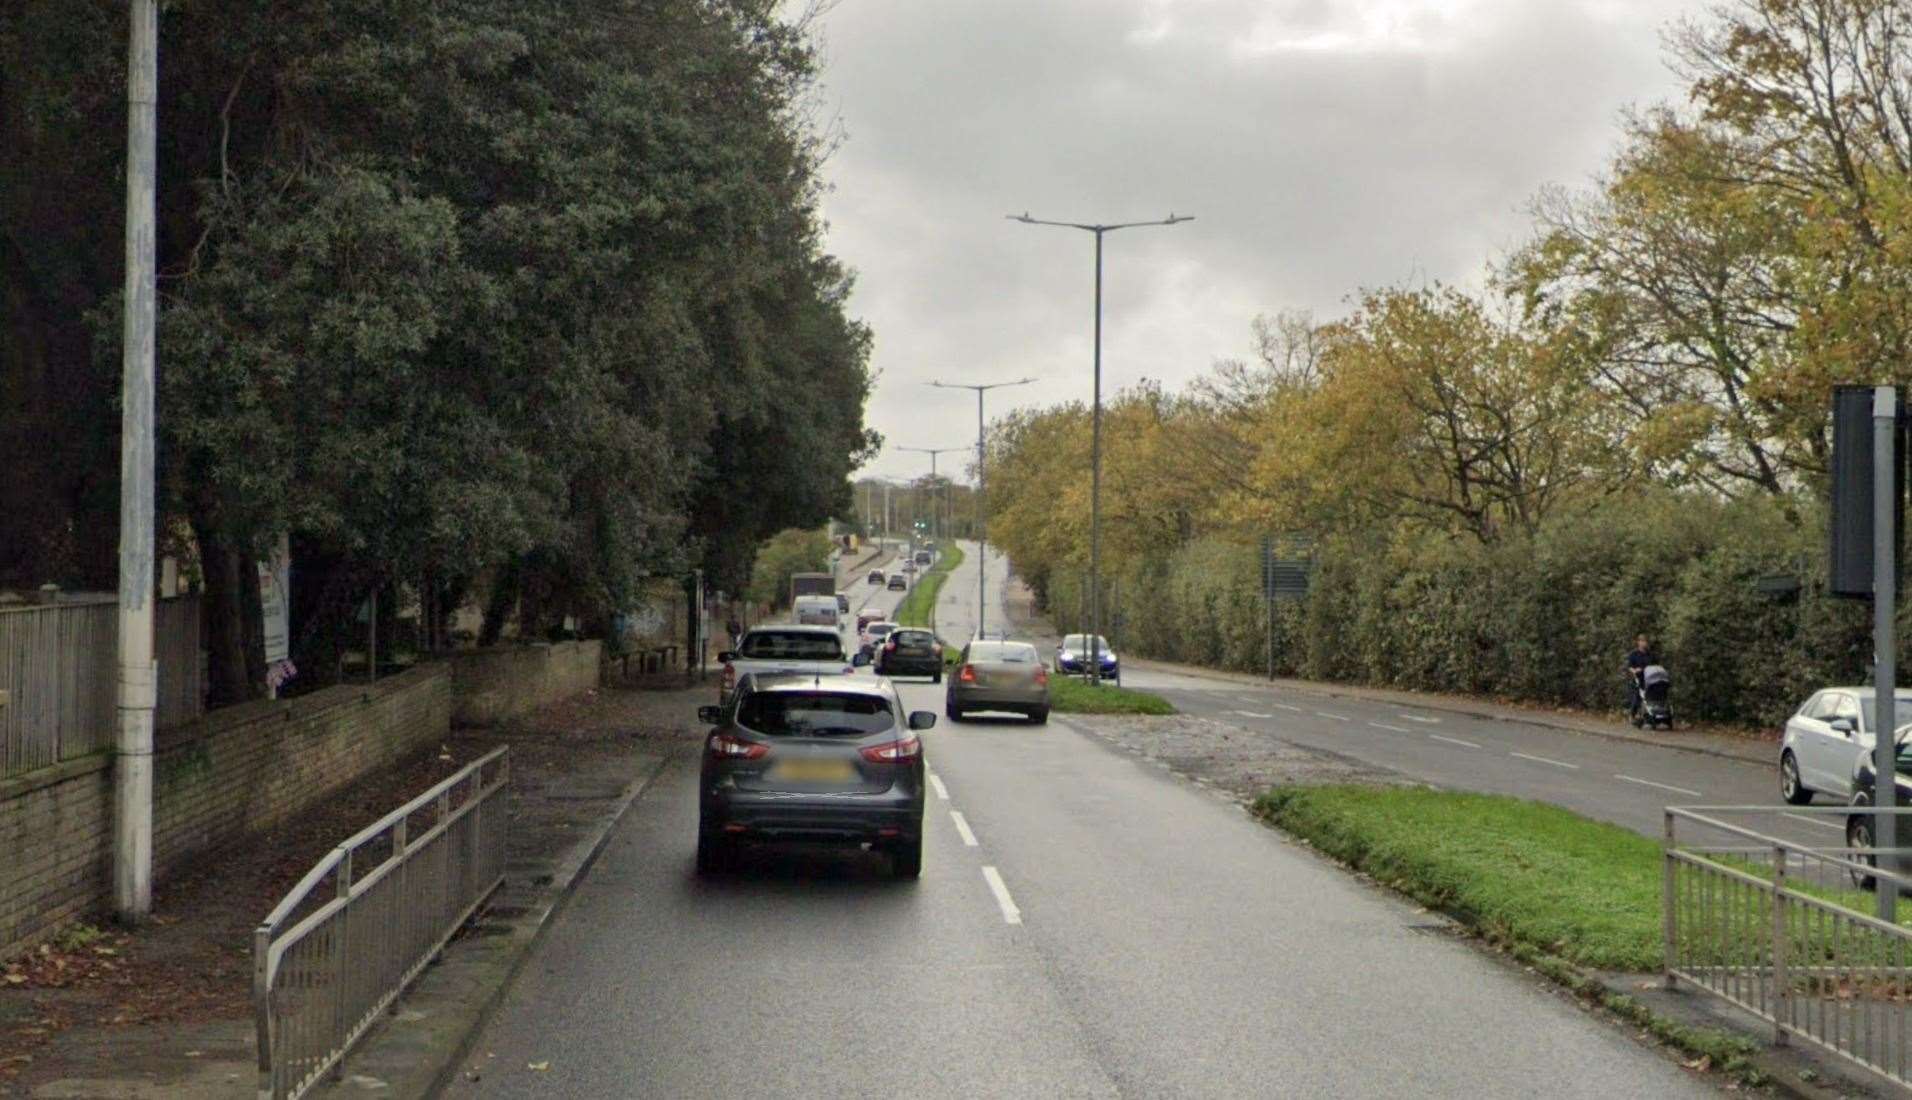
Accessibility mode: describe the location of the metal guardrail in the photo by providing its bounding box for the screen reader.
[1666,805,1912,1096]
[254,748,509,1100]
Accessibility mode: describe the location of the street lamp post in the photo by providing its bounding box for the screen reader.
[930,379,1036,638]
[898,446,964,544]
[1009,212,1192,683]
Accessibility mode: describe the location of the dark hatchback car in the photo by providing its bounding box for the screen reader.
[875,627,943,681]
[887,575,908,591]
[697,675,933,878]
[1846,747,1912,889]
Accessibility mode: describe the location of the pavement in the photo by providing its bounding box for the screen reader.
[437,541,1725,1099]
[0,679,698,1100]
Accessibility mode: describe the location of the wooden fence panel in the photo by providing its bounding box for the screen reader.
[0,596,203,779]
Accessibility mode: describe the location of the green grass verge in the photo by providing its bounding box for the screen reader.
[1048,676,1176,715]
[893,544,963,627]
[1255,785,1663,970]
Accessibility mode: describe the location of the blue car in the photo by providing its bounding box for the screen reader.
[1055,633,1118,678]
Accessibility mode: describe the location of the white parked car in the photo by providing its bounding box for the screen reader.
[1780,687,1912,804]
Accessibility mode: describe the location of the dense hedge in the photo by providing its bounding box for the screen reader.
[1044,492,1881,728]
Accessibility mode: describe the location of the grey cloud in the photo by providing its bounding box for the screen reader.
[814,0,1706,482]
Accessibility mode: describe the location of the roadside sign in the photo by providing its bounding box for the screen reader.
[1260,536,1312,601]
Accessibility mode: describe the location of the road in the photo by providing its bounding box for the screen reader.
[443,540,1717,1098]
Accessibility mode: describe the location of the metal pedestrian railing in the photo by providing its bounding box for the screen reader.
[1666,805,1912,1096]
[254,747,509,1100]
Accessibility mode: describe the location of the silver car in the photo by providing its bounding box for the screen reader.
[1780,686,1912,803]
[945,640,1050,724]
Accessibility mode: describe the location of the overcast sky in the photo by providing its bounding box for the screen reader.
[813,0,1708,483]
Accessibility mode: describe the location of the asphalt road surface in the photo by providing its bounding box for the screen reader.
[443,541,1718,1099]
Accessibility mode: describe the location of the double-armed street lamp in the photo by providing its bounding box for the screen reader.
[928,378,1037,637]
[1008,212,1193,683]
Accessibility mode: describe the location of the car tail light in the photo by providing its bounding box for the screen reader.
[1034,665,1048,685]
[959,664,977,683]
[709,733,768,760]
[885,638,898,651]
[932,644,943,656]
[860,736,921,763]
[721,663,736,691]
[842,665,856,674]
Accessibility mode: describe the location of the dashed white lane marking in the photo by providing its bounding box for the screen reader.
[1430,734,1482,749]
[1614,774,1701,797]
[949,811,979,847]
[1271,703,1304,712]
[1785,812,1845,833]
[982,866,1022,925]
[1316,712,1352,722]
[928,773,949,801]
[1368,722,1411,733]
[1231,709,1275,719]
[1398,714,1441,724]
[1510,751,1580,770]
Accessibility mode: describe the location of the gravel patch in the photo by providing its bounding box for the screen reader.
[1069,712,1405,806]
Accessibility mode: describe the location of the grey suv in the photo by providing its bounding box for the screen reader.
[697,674,933,878]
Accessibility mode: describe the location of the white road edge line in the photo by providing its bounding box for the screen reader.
[1510,751,1580,770]
[928,774,949,801]
[982,866,1022,925]
[949,811,979,847]
[1398,714,1441,724]
[1430,734,1482,749]
[1231,709,1275,719]
[1784,812,1845,833]
[1614,774,1701,798]
[1316,712,1352,722]
[1368,722,1411,733]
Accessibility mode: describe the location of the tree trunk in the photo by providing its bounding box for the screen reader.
[479,559,520,647]
[194,517,263,707]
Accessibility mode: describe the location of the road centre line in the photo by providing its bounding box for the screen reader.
[981,866,1022,925]
[1785,812,1845,833]
[1316,712,1352,722]
[1231,709,1275,719]
[927,773,949,801]
[1272,703,1304,713]
[1509,751,1580,770]
[949,811,979,847]
[1368,722,1411,733]
[1614,774,1701,797]
[1398,714,1441,724]
[1429,734,1482,749]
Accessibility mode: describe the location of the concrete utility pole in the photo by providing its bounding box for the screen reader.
[1009,212,1192,681]
[115,0,160,922]
[898,446,963,543]
[930,379,1035,637]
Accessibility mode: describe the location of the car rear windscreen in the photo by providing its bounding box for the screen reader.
[867,623,896,636]
[738,631,843,660]
[969,642,1034,663]
[737,692,894,736]
[893,630,934,647]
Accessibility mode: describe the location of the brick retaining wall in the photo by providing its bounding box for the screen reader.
[447,640,601,727]
[0,664,451,960]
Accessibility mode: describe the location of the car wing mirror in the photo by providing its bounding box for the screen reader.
[853,652,870,667]
[697,705,722,725]
[908,710,937,731]
[1832,717,1857,735]
[717,651,736,664]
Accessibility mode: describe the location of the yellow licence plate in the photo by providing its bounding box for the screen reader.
[772,758,855,783]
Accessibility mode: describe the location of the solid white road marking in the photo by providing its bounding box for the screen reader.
[982,866,1022,925]
[1316,712,1352,722]
[928,773,949,801]
[1271,703,1304,712]
[1784,812,1845,833]
[1398,714,1441,724]
[1368,722,1411,733]
[1231,709,1275,719]
[1430,734,1482,749]
[1510,751,1580,770]
[950,811,979,847]
[1614,774,1701,797]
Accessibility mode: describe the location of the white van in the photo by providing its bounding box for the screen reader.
[793,594,841,629]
